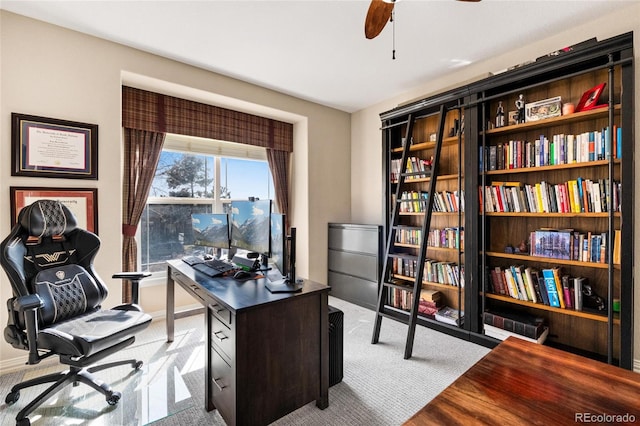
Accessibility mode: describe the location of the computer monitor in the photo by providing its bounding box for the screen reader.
[230,199,272,257]
[191,213,230,252]
[270,213,286,276]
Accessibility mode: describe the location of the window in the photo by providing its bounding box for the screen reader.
[140,134,274,273]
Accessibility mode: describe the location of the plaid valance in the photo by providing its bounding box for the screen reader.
[122,86,293,152]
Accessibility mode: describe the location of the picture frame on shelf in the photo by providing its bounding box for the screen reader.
[524,96,562,122]
[11,113,98,179]
[508,111,518,126]
[575,83,607,112]
[10,187,98,234]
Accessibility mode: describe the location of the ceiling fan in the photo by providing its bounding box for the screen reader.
[365,0,482,40]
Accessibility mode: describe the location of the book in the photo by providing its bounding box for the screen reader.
[503,268,519,299]
[483,310,545,339]
[484,323,549,344]
[531,269,549,305]
[511,265,529,301]
[551,267,566,308]
[561,274,573,309]
[420,289,442,303]
[523,267,538,304]
[541,269,561,307]
[435,307,464,326]
[573,276,586,311]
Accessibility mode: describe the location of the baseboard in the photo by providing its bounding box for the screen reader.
[0,351,57,375]
[634,358,640,373]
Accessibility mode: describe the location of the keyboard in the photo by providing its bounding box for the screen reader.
[192,263,223,278]
[204,258,236,274]
[182,256,204,266]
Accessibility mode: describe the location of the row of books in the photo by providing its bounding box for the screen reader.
[390,156,432,183]
[488,265,592,310]
[529,228,621,264]
[394,227,464,250]
[483,310,548,344]
[479,178,620,214]
[479,126,622,171]
[392,257,464,287]
[398,190,465,213]
[390,288,442,316]
[389,289,464,326]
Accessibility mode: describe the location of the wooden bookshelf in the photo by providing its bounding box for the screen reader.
[484,293,620,323]
[474,33,634,367]
[374,32,633,368]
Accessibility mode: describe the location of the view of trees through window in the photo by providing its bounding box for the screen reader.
[141,149,274,272]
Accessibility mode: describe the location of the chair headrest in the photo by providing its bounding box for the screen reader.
[19,200,78,238]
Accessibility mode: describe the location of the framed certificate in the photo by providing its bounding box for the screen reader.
[11,113,98,179]
[10,187,98,234]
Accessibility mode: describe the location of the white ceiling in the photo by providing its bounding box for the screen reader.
[1,0,632,113]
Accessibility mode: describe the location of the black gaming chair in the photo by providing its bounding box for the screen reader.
[1,200,152,426]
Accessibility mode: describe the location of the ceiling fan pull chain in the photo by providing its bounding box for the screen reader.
[392,8,396,60]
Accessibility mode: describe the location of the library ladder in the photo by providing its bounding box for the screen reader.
[371,104,446,359]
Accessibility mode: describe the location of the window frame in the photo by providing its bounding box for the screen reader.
[138,133,273,286]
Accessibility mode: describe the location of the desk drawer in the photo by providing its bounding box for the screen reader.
[211,347,235,425]
[210,301,232,326]
[171,270,207,304]
[210,311,235,362]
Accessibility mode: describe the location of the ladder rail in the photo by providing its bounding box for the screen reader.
[372,113,416,344]
[403,104,447,359]
[372,104,449,360]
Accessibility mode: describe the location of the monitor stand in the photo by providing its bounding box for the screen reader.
[265,277,303,293]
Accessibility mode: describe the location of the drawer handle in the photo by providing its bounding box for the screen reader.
[213,331,228,342]
[213,377,226,392]
[211,305,225,314]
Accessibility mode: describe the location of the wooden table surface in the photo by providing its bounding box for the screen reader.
[404,337,640,425]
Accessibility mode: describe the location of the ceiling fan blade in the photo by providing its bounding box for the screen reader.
[364,0,394,40]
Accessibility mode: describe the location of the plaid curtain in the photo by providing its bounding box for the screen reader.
[122,86,293,152]
[121,128,165,303]
[266,148,291,229]
[121,87,294,300]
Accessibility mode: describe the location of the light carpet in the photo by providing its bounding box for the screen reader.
[0,296,490,425]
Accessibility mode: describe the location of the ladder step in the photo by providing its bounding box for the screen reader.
[387,253,419,261]
[383,280,415,291]
[375,310,410,325]
[400,171,431,178]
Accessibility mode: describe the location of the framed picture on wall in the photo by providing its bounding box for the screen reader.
[11,113,98,179]
[10,187,98,234]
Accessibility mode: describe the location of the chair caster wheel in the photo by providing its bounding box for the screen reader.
[17,418,30,426]
[5,390,20,404]
[135,360,143,370]
[106,391,121,406]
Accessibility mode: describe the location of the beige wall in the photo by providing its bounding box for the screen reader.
[0,11,351,369]
[351,3,640,369]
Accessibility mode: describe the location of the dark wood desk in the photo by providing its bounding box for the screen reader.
[405,337,640,425]
[166,259,330,426]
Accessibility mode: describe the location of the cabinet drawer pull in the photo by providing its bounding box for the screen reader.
[212,377,226,391]
[213,331,228,342]
[211,305,225,314]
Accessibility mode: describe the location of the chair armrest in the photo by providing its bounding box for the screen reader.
[112,272,152,305]
[112,272,152,281]
[12,294,43,364]
[12,294,44,312]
